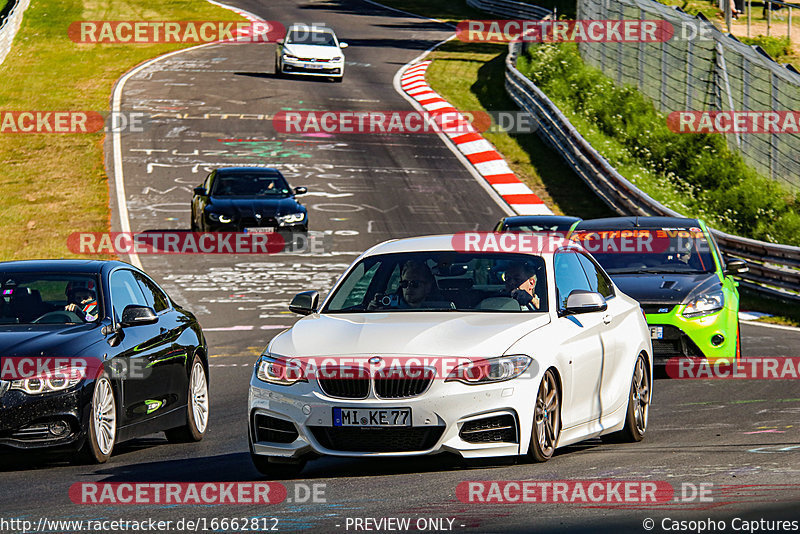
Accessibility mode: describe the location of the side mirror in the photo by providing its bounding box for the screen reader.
[339,42,348,49]
[725,258,749,275]
[289,291,319,315]
[193,186,206,196]
[563,290,607,315]
[294,186,307,195]
[119,305,158,327]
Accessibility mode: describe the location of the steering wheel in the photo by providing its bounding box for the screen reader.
[32,311,84,324]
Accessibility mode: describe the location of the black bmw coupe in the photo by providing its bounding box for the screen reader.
[0,260,209,463]
[191,167,308,233]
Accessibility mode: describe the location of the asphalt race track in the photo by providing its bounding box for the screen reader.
[2,1,800,532]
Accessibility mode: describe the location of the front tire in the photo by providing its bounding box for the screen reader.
[79,373,117,463]
[165,355,209,443]
[614,354,651,442]
[528,369,560,462]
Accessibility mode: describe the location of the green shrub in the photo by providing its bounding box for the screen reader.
[518,42,800,245]
[739,35,792,59]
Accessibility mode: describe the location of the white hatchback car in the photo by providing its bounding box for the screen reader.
[248,235,652,477]
[275,24,347,82]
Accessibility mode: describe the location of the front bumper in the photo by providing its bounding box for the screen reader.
[0,386,85,449]
[281,59,343,77]
[646,305,737,363]
[247,374,533,459]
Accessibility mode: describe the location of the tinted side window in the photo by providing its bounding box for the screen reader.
[109,270,147,320]
[554,251,592,310]
[134,272,170,313]
[577,253,614,299]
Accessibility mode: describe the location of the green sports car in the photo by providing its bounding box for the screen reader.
[573,216,748,363]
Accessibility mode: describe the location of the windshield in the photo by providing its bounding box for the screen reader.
[572,227,716,274]
[211,173,291,197]
[0,274,102,325]
[286,30,336,46]
[323,252,548,313]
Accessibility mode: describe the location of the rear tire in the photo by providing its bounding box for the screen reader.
[78,373,117,464]
[612,354,650,442]
[165,355,209,443]
[527,369,560,462]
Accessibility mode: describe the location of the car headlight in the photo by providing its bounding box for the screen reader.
[682,288,725,317]
[278,212,306,225]
[332,56,343,61]
[207,212,232,224]
[283,53,298,60]
[256,354,306,386]
[10,369,83,395]
[445,355,532,385]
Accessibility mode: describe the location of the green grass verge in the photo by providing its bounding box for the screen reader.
[0,0,246,260]
[518,42,800,246]
[425,40,613,218]
[370,0,614,218]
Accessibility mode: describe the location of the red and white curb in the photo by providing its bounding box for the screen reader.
[399,61,552,216]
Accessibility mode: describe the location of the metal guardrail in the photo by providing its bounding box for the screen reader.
[0,0,30,67]
[465,0,800,302]
[466,0,552,19]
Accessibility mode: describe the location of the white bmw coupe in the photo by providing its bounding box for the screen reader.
[248,235,652,477]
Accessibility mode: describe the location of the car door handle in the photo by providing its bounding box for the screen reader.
[603,314,612,325]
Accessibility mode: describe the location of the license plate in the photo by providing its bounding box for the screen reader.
[303,63,325,69]
[333,407,411,427]
[650,326,664,340]
[244,227,274,233]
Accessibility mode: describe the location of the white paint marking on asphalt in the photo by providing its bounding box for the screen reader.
[110,0,262,269]
[741,320,800,332]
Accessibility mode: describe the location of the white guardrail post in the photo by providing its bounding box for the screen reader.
[467,0,800,303]
[0,0,31,67]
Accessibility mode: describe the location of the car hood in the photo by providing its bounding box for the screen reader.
[270,312,551,358]
[207,197,304,218]
[284,44,342,59]
[0,324,102,358]
[610,272,720,305]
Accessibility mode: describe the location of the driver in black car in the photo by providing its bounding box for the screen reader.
[64,283,99,322]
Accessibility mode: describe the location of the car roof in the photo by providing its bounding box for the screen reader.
[286,24,335,34]
[576,216,700,230]
[0,259,135,275]
[502,215,581,225]
[364,234,574,257]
